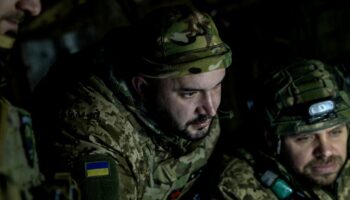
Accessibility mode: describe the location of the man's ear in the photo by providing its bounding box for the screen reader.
[132,76,148,98]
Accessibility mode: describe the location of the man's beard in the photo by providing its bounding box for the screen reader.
[146,99,213,141]
[142,86,215,141]
[156,111,213,140]
[298,156,344,186]
[1,11,24,36]
[179,114,213,140]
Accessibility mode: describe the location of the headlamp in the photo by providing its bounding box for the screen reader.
[308,100,335,117]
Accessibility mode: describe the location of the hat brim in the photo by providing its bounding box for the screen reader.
[140,49,232,78]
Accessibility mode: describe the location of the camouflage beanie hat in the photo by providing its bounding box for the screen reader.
[264,59,350,136]
[136,4,232,78]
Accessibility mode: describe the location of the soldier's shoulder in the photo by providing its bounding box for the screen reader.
[59,76,133,135]
[221,154,255,180]
[57,77,149,156]
[217,153,278,200]
[0,96,43,197]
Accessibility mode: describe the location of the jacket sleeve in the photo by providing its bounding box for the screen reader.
[38,77,142,200]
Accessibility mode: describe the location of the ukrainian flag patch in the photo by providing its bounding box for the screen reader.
[85,161,110,177]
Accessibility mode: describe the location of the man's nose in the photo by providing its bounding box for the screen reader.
[197,92,217,117]
[314,135,333,159]
[17,0,42,16]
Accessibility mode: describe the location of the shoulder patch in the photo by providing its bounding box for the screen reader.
[77,155,120,199]
[85,161,110,177]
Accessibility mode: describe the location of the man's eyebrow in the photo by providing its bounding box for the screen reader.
[330,124,345,131]
[178,80,223,91]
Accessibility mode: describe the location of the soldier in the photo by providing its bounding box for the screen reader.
[0,0,42,199]
[215,59,350,200]
[32,4,232,200]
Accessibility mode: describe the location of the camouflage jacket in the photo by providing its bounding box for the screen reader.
[44,73,220,200]
[215,149,350,200]
[0,97,43,200]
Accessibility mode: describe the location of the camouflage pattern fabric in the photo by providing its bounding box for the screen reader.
[215,150,350,200]
[213,59,350,200]
[45,73,220,200]
[136,4,232,78]
[264,59,350,136]
[0,97,43,200]
[0,24,43,200]
[334,160,350,200]
[216,156,278,200]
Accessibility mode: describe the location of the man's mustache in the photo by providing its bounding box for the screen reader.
[2,12,25,24]
[187,115,212,125]
[307,155,343,167]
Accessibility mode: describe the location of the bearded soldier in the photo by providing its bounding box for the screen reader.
[215,59,350,200]
[33,4,232,200]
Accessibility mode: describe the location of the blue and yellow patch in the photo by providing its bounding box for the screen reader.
[85,161,110,177]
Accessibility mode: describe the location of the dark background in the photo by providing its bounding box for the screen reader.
[11,0,350,148]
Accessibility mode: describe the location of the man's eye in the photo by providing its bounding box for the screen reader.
[181,91,197,98]
[329,130,342,137]
[295,135,313,143]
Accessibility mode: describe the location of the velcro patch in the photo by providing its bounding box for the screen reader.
[85,161,110,177]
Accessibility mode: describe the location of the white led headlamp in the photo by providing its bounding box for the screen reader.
[308,100,335,117]
[308,100,336,123]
